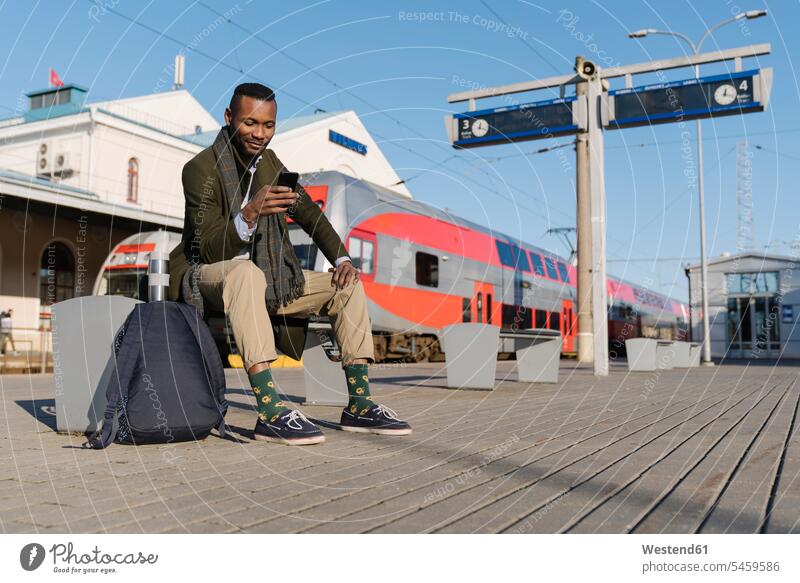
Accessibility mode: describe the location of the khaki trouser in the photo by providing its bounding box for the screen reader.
[197,260,375,369]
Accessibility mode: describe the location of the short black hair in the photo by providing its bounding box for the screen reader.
[229,83,275,114]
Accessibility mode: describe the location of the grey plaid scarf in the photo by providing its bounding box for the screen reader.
[212,127,306,312]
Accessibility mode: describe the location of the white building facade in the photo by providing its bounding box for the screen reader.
[686,252,800,360]
[0,82,410,347]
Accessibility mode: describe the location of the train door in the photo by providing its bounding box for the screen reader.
[473,281,495,324]
[561,299,576,353]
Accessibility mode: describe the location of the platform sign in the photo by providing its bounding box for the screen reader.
[604,68,773,129]
[449,96,583,148]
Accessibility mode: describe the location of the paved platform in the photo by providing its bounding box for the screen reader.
[1,360,798,533]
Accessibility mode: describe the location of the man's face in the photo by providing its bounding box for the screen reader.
[224,95,277,158]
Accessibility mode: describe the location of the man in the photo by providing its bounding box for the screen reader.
[169,83,411,445]
[0,308,17,355]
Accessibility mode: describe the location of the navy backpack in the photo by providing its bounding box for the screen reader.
[84,301,228,449]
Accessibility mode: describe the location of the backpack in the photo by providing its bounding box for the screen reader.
[84,301,228,449]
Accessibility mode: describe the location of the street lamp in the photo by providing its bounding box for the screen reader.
[627,10,768,365]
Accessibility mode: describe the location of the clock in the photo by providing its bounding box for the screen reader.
[471,118,489,137]
[714,84,737,106]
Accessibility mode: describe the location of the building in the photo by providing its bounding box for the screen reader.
[0,84,204,350]
[686,252,800,359]
[0,80,411,349]
[187,109,412,198]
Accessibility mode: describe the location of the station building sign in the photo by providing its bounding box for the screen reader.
[329,130,368,155]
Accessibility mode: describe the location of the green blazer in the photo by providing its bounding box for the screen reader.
[169,145,350,360]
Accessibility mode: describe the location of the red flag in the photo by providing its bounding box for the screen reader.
[49,68,64,88]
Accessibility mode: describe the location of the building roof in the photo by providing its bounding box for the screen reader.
[686,251,797,271]
[25,83,89,97]
[89,89,218,135]
[178,109,345,148]
[0,88,218,134]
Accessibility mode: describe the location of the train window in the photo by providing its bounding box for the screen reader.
[486,294,492,324]
[519,306,533,329]
[416,252,439,287]
[557,261,570,283]
[501,304,515,328]
[549,311,561,331]
[361,240,374,274]
[347,235,374,274]
[544,257,559,280]
[496,241,514,267]
[99,270,145,300]
[529,252,546,277]
[292,243,318,270]
[511,245,530,272]
[496,241,530,272]
[290,223,319,270]
[462,298,471,323]
[535,309,547,329]
[501,304,532,329]
[349,237,362,266]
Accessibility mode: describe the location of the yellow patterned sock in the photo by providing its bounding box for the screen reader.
[344,363,373,415]
[248,368,289,423]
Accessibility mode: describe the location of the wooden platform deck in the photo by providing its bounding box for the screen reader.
[1,360,798,533]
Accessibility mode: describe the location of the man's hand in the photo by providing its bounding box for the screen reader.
[242,185,298,222]
[328,260,360,290]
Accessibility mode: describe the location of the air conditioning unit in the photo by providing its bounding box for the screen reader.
[36,142,52,177]
[53,152,72,177]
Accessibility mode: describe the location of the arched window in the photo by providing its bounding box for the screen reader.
[39,241,75,305]
[127,157,139,203]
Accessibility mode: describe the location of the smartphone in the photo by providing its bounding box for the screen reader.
[277,171,299,191]
[277,171,300,215]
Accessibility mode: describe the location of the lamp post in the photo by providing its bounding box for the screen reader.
[628,10,767,365]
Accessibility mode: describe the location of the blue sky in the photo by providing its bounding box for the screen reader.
[1,0,797,302]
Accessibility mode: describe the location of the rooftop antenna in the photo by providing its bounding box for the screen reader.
[173,54,185,90]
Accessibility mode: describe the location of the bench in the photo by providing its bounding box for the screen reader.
[301,318,349,406]
[500,329,562,384]
[439,323,562,390]
[51,295,142,434]
[670,341,702,368]
[625,338,702,371]
[689,343,702,367]
[625,338,676,372]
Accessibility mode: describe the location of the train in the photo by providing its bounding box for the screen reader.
[93,170,689,362]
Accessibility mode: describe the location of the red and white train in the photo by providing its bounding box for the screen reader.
[94,170,689,361]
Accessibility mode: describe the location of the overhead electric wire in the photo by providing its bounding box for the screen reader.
[82,0,588,229]
[478,0,565,76]
[73,0,755,274]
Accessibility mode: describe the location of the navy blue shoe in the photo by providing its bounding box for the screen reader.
[340,404,412,435]
[254,410,325,445]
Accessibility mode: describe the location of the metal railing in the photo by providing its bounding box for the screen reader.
[1,326,52,374]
